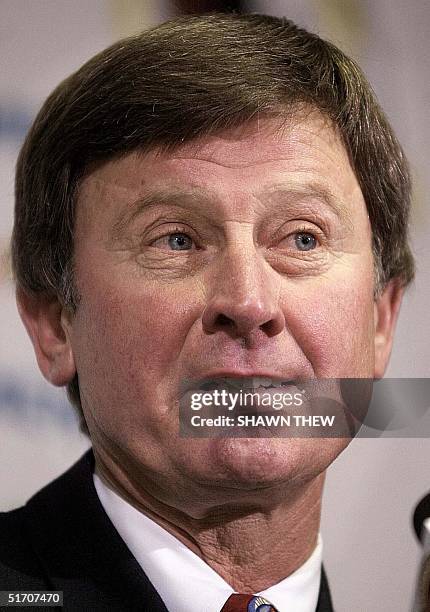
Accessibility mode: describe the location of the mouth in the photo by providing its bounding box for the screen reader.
[191,376,297,394]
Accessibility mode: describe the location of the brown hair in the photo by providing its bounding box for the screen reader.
[11,13,415,432]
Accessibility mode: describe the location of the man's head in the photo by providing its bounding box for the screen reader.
[12,13,413,511]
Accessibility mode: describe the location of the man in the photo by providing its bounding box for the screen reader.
[0,12,414,612]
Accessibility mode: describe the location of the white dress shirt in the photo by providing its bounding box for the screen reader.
[94,473,322,612]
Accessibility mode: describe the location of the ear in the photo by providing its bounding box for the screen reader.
[374,279,404,378]
[16,287,76,386]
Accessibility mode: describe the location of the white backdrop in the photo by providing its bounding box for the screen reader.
[1,2,429,611]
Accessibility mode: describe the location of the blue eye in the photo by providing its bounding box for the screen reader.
[294,232,317,251]
[167,232,193,250]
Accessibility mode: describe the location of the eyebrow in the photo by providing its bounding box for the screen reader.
[110,180,355,241]
[264,181,354,222]
[110,187,213,241]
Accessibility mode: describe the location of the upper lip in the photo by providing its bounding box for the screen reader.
[180,370,299,393]
[197,370,292,381]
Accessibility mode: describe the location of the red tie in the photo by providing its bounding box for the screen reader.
[220,594,279,611]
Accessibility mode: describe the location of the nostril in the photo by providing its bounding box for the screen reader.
[202,302,285,339]
[261,319,275,334]
[261,314,285,337]
[216,313,233,328]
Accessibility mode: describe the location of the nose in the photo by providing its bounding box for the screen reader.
[201,246,285,340]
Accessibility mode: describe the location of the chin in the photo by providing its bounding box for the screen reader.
[206,437,341,489]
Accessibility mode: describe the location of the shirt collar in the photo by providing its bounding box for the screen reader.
[94,472,322,612]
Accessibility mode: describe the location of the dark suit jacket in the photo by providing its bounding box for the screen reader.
[0,451,334,611]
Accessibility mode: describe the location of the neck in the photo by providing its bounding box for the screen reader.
[95,450,324,592]
[181,486,322,592]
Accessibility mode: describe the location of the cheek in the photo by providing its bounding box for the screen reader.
[282,274,376,377]
[71,275,200,424]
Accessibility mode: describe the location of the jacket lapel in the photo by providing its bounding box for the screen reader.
[23,450,168,611]
[316,566,334,612]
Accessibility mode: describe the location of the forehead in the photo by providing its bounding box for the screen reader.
[76,112,364,228]
[160,112,344,168]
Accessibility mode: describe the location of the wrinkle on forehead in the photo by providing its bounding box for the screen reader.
[79,110,345,195]
[137,110,343,170]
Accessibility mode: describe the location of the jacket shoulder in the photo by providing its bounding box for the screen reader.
[0,450,95,591]
[0,506,48,589]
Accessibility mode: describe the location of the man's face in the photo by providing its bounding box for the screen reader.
[69,113,379,514]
